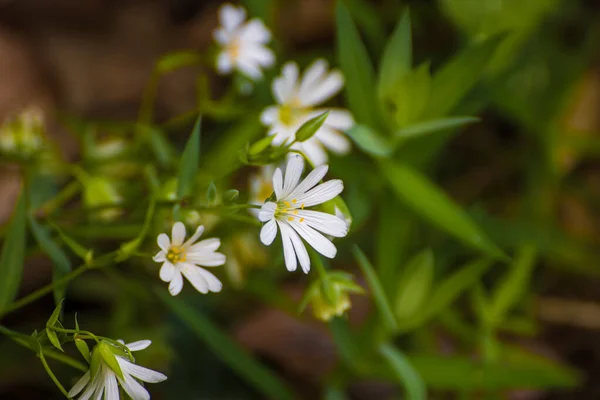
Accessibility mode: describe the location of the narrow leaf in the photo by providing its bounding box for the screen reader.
[346,124,393,157]
[46,329,63,352]
[382,161,504,258]
[51,223,90,262]
[352,245,398,332]
[394,249,435,320]
[336,1,381,130]
[378,8,412,98]
[157,51,201,73]
[177,116,201,199]
[396,117,479,139]
[28,216,71,274]
[0,191,27,311]
[380,343,427,400]
[158,290,294,400]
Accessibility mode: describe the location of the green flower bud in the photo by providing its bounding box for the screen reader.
[295,111,330,143]
[81,176,123,221]
[300,271,364,321]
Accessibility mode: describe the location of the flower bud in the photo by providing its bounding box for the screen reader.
[81,176,123,221]
[295,110,330,143]
[300,271,364,321]
[0,107,45,157]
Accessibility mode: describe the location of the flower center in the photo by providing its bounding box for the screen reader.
[275,199,305,223]
[167,246,187,264]
[278,101,306,127]
[228,39,241,59]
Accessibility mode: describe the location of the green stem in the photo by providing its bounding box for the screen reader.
[37,181,80,217]
[38,346,71,399]
[310,250,329,281]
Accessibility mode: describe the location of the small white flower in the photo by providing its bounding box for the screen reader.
[249,164,276,212]
[153,222,225,296]
[68,340,167,400]
[213,3,275,80]
[260,59,355,165]
[258,155,348,273]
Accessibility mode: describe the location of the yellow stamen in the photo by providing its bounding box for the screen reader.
[284,201,291,207]
[288,216,294,221]
[299,218,305,222]
[292,199,297,203]
[167,246,187,263]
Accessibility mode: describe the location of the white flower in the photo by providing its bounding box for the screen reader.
[153,222,225,296]
[68,340,167,400]
[260,59,355,165]
[213,3,275,80]
[258,155,348,273]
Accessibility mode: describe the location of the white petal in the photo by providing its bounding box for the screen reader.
[326,109,355,130]
[213,28,230,45]
[183,225,205,247]
[273,62,298,104]
[260,106,279,126]
[220,4,246,31]
[287,164,328,200]
[168,271,184,296]
[171,222,186,246]
[186,251,226,267]
[103,370,118,400]
[299,59,328,93]
[78,368,103,400]
[183,264,223,293]
[237,59,263,80]
[277,221,297,271]
[159,262,176,282]
[272,168,283,200]
[295,179,343,207]
[180,263,208,293]
[68,371,91,397]
[289,219,337,258]
[157,234,170,252]
[118,357,167,384]
[240,19,271,43]
[188,237,221,253]
[296,210,348,237]
[152,251,166,263]
[283,223,311,273]
[300,70,344,107]
[282,155,304,198]
[297,140,328,166]
[216,52,233,74]
[260,218,278,245]
[316,126,351,154]
[125,340,151,352]
[245,45,275,67]
[258,202,277,222]
[118,372,150,400]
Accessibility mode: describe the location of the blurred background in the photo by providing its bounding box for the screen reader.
[2,0,600,399]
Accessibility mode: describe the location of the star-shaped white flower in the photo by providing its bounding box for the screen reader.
[153,223,225,296]
[260,59,355,165]
[258,155,348,272]
[213,3,275,80]
[68,340,167,400]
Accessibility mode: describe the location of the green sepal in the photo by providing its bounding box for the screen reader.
[46,329,63,352]
[248,135,276,155]
[97,342,125,380]
[295,111,330,142]
[206,182,218,204]
[75,338,91,363]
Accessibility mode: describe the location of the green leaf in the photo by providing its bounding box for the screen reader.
[75,338,91,363]
[394,249,434,320]
[177,116,201,199]
[46,300,64,328]
[28,216,71,274]
[248,135,276,156]
[396,116,479,139]
[380,343,427,400]
[158,290,294,400]
[295,111,330,142]
[46,329,63,352]
[488,245,537,325]
[0,191,27,311]
[346,124,393,157]
[390,62,432,127]
[400,258,492,331]
[378,8,412,99]
[352,245,398,332]
[336,1,381,130]
[157,51,201,73]
[424,34,504,118]
[382,161,504,258]
[117,197,156,260]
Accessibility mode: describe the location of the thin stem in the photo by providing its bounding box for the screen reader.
[310,250,329,281]
[38,347,71,399]
[37,181,80,217]
[0,266,89,319]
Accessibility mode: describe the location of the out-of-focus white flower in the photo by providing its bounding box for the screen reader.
[249,164,276,215]
[258,155,348,273]
[213,3,275,80]
[260,59,355,165]
[153,222,225,296]
[68,339,166,400]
